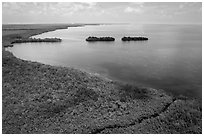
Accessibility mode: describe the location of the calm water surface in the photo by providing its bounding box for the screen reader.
[7,24,202,99]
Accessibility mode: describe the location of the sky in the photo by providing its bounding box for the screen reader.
[2,2,202,24]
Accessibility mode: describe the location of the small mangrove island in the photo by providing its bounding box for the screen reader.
[11,37,62,44]
[86,36,115,42]
[122,36,148,41]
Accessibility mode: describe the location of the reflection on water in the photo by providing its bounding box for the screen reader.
[7,24,202,99]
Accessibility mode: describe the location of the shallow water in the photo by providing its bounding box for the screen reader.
[7,24,202,99]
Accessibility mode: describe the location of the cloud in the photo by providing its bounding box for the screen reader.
[85,2,97,8]
[2,2,202,24]
[124,7,142,13]
[132,2,144,7]
[179,4,184,9]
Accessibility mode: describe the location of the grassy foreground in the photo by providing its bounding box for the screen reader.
[2,24,202,134]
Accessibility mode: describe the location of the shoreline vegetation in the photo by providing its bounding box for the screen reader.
[11,38,62,44]
[2,24,202,134]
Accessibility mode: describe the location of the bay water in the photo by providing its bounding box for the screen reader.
[7,24,202,99]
